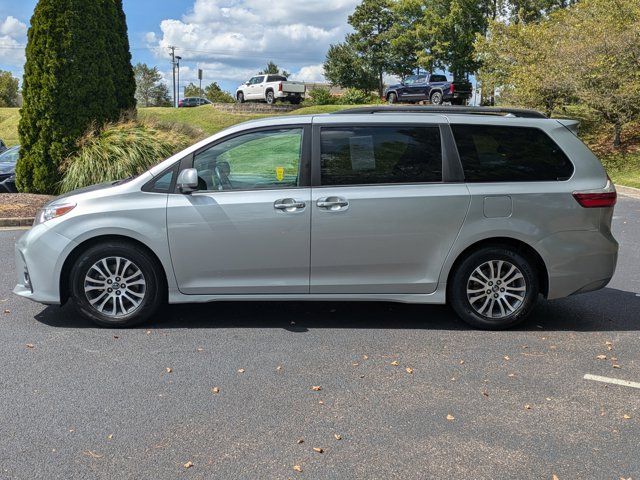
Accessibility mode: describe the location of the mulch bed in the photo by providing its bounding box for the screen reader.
[0,193,53,219]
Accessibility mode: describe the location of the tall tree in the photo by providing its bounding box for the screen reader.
[105,0,136,112]
[204,82,235,103]
[0,71,19,107]
[259,61,290,77]
[323,42,379,92]
[17,0,136,193]
[347,0,395,96]
[134,63,170,107]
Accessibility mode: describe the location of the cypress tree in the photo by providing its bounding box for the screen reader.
[106,0,137,112]
[17,0,135,193]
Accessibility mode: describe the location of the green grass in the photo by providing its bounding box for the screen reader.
[0,107,20,146]
[602,151,640,189]
[137,106,269,136]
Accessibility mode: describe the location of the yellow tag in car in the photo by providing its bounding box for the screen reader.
[276,166,284,181]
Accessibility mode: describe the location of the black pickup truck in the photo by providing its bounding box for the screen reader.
[384,74,472,105]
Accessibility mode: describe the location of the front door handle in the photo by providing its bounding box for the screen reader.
[274,198,306,212]
[316,196,349,211]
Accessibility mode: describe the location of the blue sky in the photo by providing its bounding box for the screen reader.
[0,0,362,94]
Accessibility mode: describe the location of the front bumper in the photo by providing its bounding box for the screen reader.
[13,224,77,305]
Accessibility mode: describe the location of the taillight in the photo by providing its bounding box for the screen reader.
[449,84,455,94]
[573,177,617,208]
[278,83,283,92]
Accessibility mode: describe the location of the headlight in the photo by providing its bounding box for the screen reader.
[34,202,76,225]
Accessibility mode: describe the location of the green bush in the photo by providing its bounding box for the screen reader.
[308,86,336,105]
[339,88,381,105]
[17,0,136,194]
[59,118,202,193]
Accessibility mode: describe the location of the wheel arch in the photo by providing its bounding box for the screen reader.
[445,237,549,298]
[59,234,169,305]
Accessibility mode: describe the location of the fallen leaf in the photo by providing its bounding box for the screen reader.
[446,414,455,421]
[26,344,35,349]
[313,447,324,453]
[546,397,552,401]
[459,360,465,365]
[363,355,369,360]
[405,367,414,374]
[183,461,193,469]
[524,404,532,410]
[596,355,607,360]
[482,390,489,397]
[196,347,204,352]
[391,361,400,366]
[552,475,559,480]
[276,365,283,371]
[113,335,119,339]
[211,387,220,394]
[504,356,510,360]
[508,373,516,377]
[145,330,151,334]
[318,400,324,405]
[3,309,10,314]
[334,434,342,440]
[165,367,172,373]
[311,386,322,391]
[352,362,359,366]
[107,434,113,440]
[84,450,103,459]
[237,368,245,373]
[293,465,303,472]
[613,364,621,369]
[623,414,631,419]
[297,439,304,444]
[359,374,365,378]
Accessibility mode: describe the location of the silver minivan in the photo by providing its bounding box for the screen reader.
[14,106,618,329]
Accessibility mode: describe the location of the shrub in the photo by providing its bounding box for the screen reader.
[339,88,380,105]
[308,87,335,105]
[17,0,136,194]
[59,118,202,193]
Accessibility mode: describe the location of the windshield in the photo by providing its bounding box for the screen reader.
[0,146,18,174]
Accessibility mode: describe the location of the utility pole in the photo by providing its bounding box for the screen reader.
[198,68,203,96]
[176,56,182,105]
[169,46,176,107]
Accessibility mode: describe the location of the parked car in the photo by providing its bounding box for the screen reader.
[235,75,305,105]
[14,106,618,330]
[384,74,472,105]
[178,97,212,108]
[0,145,19,193]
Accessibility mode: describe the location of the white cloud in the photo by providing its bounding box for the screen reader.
[147,0,359,87]
[290,64,326,83]
[0,16,27,70]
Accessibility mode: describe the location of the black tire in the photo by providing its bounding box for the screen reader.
[236,92,245,104]
[450,98,465,106]
[387,92,398,104]
[430,91,443,105]
[70,241,165,327]
[448,246,539,330]
[289,96,302,105]
[265,90,275,105]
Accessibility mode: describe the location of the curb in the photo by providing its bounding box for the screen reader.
[616,185,640,199]
[0,217,34,228]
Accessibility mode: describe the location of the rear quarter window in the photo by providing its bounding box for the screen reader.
[451,125,574,182]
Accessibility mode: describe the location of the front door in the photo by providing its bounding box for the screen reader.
[310,121,470,294]
[167,126,311,294]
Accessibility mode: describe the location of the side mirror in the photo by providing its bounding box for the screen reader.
[177,168,199,194]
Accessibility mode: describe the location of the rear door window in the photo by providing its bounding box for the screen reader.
[320,126,442,186]
[451,125,574,182]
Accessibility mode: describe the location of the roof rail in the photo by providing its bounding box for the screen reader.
[332,105,547,119]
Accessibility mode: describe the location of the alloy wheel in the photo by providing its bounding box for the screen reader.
[466,260,527,318]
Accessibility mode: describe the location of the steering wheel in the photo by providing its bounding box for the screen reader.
[214,165,232,191]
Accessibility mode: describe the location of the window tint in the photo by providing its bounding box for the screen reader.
[153,170,175,192]
[194,128,303,191]
[267,75,287,82]
[430,75,447,82]
[320,126,442,186]
[451,125,574,182]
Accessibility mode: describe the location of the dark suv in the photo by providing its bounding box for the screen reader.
[385,74,472,105]
[179,97,212,108]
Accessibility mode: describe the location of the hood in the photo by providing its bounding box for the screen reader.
[49,176,138,206]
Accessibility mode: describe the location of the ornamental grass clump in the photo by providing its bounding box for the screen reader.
[59,118,202,193]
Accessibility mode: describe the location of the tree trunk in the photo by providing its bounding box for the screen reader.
[613,123,622,147]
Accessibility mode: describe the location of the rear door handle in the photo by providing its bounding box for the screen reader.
[274,198,306,212]
[316,196,349,211]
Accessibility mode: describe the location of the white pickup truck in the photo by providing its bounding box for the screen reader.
[235,74,306,105]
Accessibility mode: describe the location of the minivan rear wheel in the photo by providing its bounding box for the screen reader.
[70,241,164,327]
[449,246,539,330]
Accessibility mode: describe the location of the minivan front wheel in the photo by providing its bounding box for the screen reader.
[449,246,539,329]
[70,241,164,327]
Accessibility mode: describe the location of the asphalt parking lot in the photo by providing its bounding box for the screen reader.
[0,195,639,480]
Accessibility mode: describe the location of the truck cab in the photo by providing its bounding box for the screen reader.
[385,74,472,105]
